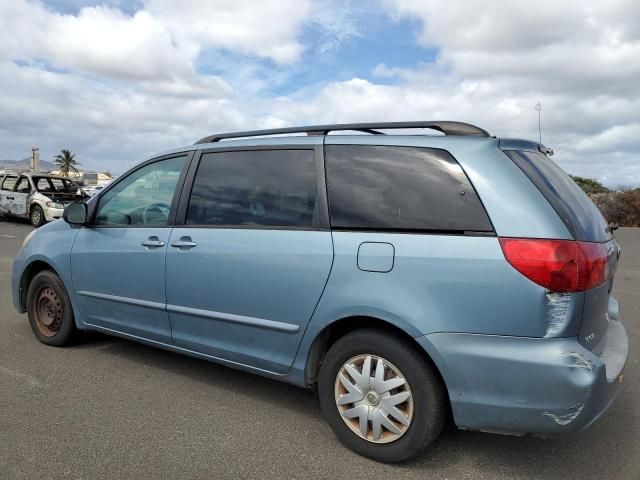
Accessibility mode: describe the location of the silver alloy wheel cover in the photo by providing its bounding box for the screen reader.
[334,354,414,444]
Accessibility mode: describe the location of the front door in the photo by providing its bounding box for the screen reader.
[165,147,333,373]
[0,175,18,217]
[70,154,190,343]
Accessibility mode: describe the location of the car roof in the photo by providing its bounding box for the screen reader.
[143,121,550,166]
[24,173,76,180]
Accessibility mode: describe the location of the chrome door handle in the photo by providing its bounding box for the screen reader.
[170,237,197,249]
[141,237,165,248]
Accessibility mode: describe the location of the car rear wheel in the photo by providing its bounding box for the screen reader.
[30,205,46,227]
[26,270,76,346]
[318,329,446,463]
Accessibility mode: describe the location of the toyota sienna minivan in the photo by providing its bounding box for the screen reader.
[12,121,628,462]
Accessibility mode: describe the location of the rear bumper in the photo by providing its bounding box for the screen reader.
[417,303,628,434]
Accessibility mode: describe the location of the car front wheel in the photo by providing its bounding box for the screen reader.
[318,329,446,463]
[30,205,46,227]
[26,270,76,346]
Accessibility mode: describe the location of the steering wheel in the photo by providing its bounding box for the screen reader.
[142,202,171,225]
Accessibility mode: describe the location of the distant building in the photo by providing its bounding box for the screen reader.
[49,170,112,186]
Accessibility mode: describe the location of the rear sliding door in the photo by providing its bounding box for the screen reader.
[10,176,31,216]
[165,145,333,374]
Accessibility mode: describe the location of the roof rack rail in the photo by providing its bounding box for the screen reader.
[194,121,491,144]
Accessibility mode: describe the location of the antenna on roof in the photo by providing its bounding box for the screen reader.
[535,102,542,144]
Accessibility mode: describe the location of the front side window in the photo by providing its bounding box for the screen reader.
[14,176,31,193]
[325,145,493,232]
[35,178,52,192]
[186,150,318,228]
[95,156,186,226]
[34,177,79,193]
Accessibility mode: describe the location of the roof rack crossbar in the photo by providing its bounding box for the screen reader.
[194,121,490,144]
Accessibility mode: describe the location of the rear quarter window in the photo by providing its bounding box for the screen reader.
[504,150,611,242]
[325,145,493,233]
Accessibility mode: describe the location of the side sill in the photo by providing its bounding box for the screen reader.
[84,323,290,380]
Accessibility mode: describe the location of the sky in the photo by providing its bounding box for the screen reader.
[0,0,639,186]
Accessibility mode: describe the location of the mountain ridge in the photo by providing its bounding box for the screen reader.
[0,158,56,172]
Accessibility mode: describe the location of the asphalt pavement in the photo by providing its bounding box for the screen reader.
[1,220,638,479]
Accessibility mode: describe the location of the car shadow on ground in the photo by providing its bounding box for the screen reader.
[71,331,637,478]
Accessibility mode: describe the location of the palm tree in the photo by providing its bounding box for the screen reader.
[53,149,81,177]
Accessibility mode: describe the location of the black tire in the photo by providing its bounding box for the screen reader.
[26,270,76,346]
[30,205,46,227]
[318,329,446,463]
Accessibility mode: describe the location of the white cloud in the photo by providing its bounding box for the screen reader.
[0,0,313,82]
[575,124,640,154]
[370,0,640,185]
[0,60,246,172]
[144,0,312,64]
[0,0,639,187]
[252,0,640,186]
[1,2,191,80]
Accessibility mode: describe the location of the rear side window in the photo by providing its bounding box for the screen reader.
[325,145,493,232]
[1,176,17,190]
[186,150,318,228]
[504,150,611,242]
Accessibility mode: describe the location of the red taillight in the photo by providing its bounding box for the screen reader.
[499,238,609,292]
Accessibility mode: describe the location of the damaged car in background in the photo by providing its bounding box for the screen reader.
[0,173,88,227]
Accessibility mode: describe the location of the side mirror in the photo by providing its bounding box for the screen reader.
[63,202,88,225]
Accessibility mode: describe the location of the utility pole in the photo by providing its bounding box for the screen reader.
[31,147,39,173]
[535,102,542,144]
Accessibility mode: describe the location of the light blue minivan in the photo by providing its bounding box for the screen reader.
[12,122,628,462]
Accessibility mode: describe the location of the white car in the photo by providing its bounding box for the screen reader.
[0,173,88,227]
[82,184,108,197]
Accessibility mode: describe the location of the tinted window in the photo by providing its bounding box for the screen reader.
[96,156,185,226]
[186,150,317,228]
[504,150,611,242]
[325,145,493,232]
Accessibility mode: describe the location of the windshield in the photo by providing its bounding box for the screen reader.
[34,176,80,194]
[504,150,612,242]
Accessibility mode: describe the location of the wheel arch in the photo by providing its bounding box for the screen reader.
[18,260,59,312]
[29,201,44,214]
[304,316,450,401]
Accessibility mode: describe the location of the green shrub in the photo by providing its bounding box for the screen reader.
[570,176,639,227]
[588,190,640,227]
[570,176,609,194]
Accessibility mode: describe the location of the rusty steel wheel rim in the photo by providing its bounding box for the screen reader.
[34,286,63,337]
